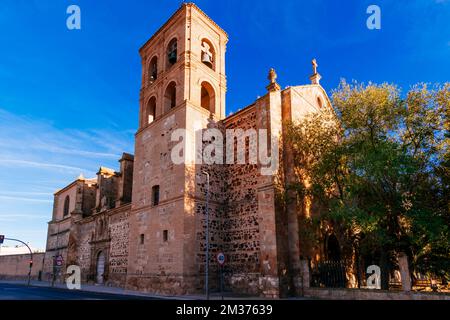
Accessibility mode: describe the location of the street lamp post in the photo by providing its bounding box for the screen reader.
[5,238,33,286]
[202,171,210,300]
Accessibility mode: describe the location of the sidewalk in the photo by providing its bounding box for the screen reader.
[0,279,278,300]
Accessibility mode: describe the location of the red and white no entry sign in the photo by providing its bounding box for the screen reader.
[217,252,225,265]
[55,255,64,266]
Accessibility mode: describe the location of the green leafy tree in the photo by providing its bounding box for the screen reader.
[286,80,450,288]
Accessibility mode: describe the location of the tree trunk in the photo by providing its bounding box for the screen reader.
[380,249,390,290]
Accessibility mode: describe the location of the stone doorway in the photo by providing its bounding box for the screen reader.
[96,251,105,284]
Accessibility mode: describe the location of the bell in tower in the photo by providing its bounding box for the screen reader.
[151,64,157,81]
[149,56,157,84]
[201,41,213,68]
[167,39,177,65]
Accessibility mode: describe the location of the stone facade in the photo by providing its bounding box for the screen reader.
[43,3,332,297]
[43,153,133,285]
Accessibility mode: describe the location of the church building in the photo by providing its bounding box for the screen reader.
[44,3,334,297]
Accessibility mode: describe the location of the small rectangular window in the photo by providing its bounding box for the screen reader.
[163,230,168,242]
[152,185,160,206]
[140,234,144,245]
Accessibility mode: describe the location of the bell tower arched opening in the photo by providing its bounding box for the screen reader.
[164,82,177,111]
[200,81,215,114]
[142,96,156,127]
[148,56,158,84]
[201,39,215,70]
[166,38,178,69]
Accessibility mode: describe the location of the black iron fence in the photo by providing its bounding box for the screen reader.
[310,260,347,288]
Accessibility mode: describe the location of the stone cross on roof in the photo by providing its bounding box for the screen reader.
[310,58,322,85]
[312,59,318,75]
[268,68,277,83]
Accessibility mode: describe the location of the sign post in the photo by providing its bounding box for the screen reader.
[217,252,225,300]
[52,255,64,287]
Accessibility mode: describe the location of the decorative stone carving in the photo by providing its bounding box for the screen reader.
[100,195,108,211]
[266,68,281,92]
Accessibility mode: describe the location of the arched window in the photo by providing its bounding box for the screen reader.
[63,195,70,217]
[164,82,177,111]
[201,39,215,70]
[200,81,215,113]
[148,56,158,84]
[143,96,156,126]
[166,38,177,69]
[317,97,323,109]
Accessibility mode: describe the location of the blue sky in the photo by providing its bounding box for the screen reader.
[0,0,449,250]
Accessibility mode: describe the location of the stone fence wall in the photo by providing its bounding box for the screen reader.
[0,253,45,280]
[304,287,450,300]
[300,258,450,300]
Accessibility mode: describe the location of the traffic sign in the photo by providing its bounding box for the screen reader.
[0,235,4,244]
[217,252,225,265]
[55,255,64,267]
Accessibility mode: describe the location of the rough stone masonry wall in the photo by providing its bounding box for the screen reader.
[221,106,264,295]
[108,209,129,287]
[71,205,130,287]
[75,218,95,282]
[190,116,228,292]
[43,217,72,281]
[191,106,264,295]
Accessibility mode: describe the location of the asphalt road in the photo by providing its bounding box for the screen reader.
[0,283,157,300]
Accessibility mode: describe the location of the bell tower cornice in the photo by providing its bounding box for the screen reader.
[139,3,228,56]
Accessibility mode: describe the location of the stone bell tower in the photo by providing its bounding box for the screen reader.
[138,2,227,127]
[127,3,228,294]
